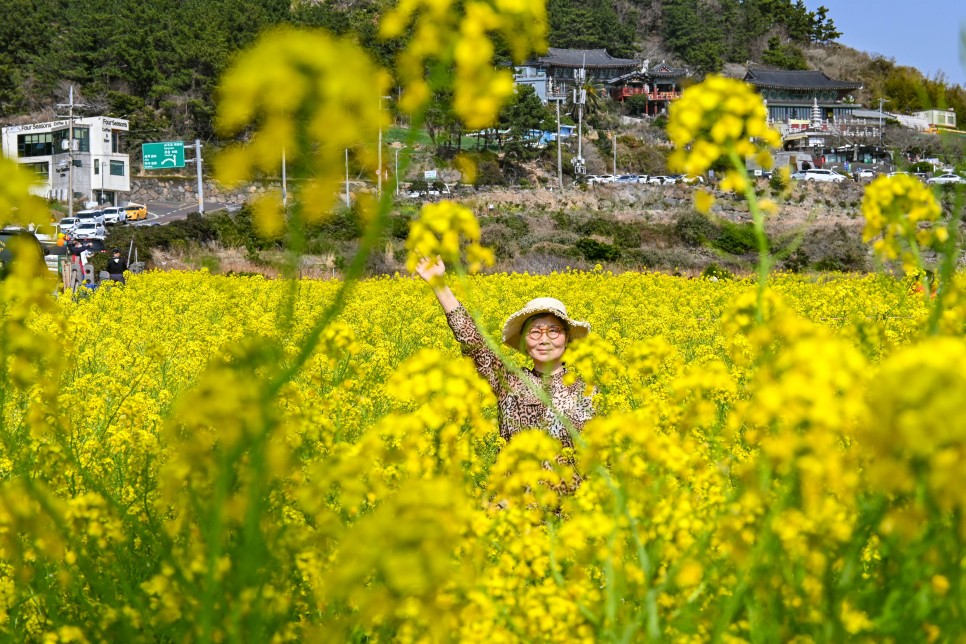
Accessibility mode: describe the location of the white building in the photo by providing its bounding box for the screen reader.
[1,116,131,206]
[913,108,957,130]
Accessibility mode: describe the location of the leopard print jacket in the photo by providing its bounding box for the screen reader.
[445,304,594,448]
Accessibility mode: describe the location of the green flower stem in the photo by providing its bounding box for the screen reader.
[728,150,772,322]
[926,188,963,335]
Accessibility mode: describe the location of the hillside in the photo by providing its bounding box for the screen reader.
[0,0,963,149]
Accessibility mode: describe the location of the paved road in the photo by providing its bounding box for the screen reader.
[134,200,237,226]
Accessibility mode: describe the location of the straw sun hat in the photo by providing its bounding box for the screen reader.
[501,297,591,352]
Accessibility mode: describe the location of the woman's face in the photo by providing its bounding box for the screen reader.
[523,314,568,367]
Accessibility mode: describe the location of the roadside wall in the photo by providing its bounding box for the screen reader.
[129,177,281,206]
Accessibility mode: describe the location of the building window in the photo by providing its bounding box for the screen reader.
[111,131,123,154]
[50,127,90,153]
[72,159,82,168]
[110,160,125,176]
[74,127,90,152]
[17,133,53,157]
[22,161,50,178]
[94,159,100,175]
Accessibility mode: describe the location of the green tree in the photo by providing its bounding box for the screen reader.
[547,0,636,57]
[499,85,551,160]
[761,36,808,70]
[661,0,725,73]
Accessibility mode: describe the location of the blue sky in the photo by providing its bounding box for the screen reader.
[801,1,966,87]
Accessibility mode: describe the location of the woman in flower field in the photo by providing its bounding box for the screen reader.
[415,256,594,447]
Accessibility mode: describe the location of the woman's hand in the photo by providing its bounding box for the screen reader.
[415,256,458,312]
[415,256,446,283]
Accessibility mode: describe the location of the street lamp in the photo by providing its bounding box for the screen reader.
[878,97,891,146]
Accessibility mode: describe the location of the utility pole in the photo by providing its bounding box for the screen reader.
[56,86,86,218]
[878,97,890,146]
[612,133,617,176]
[573,60,586,177]
[195,139,204,215]
[550,95,564,191]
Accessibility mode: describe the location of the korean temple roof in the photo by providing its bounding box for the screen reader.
[650,62,687,78]
[744,69,862,91]
[537,48,640,69]
[605,63,688,84]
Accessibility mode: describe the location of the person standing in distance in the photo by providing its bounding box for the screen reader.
[107,248,127,283]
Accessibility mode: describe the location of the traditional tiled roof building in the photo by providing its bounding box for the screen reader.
[744,69,862,124]
[535,48,640,94]
[605,61,689,115]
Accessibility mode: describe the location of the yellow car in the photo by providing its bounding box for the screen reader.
[124,203,148,221]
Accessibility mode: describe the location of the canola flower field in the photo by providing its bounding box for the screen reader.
[2,266,965,641]
[2,2,966,639]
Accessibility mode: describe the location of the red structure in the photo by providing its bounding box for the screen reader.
[606,62,689,115]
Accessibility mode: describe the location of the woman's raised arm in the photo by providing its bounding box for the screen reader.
[415,256,459,313]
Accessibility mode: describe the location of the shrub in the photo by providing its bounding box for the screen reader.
[674,211,718,247]
[526,241,580,258]
[769,171,790,193]
[551,210,578,231]
[390,213,413,240]
[521,230,581,249]
[489,214,530,238]
[621,247,659,268]
[474,158,506,187]
[713,221,759,255]
[408,179,429,194]
[105,212,225,261]
[702,262,734,280]
[308,206,363,241]
[481,223,519,259]
[808,224,868,272]
[782,247,810,273]
[575,237,620,262]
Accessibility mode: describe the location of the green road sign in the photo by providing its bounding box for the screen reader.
[142,141,185,170]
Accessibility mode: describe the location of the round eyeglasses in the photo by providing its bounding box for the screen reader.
[527,325,564,341]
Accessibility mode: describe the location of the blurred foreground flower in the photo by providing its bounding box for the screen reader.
[0,157,48,228]
[380,0,547,128]
[667,75,781,183]
[405,201,494,276]
[215,28,391,224]
[861,173,945,273]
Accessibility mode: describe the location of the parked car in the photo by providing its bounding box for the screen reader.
[790,168,847,183]
[32,224,59,244]
[615,174,645,184]
[648,175,674,185]
[588,175,616,185]
[680,174,705,184]
[886,171,910,178]
[75,209,106,225]
[59,217,79,235]
[100,206,126,224]
[926,173,966,185]
[124,203,148,221]
[855,168,876,180]
[72,221,107,240]
[0,228,47,279]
